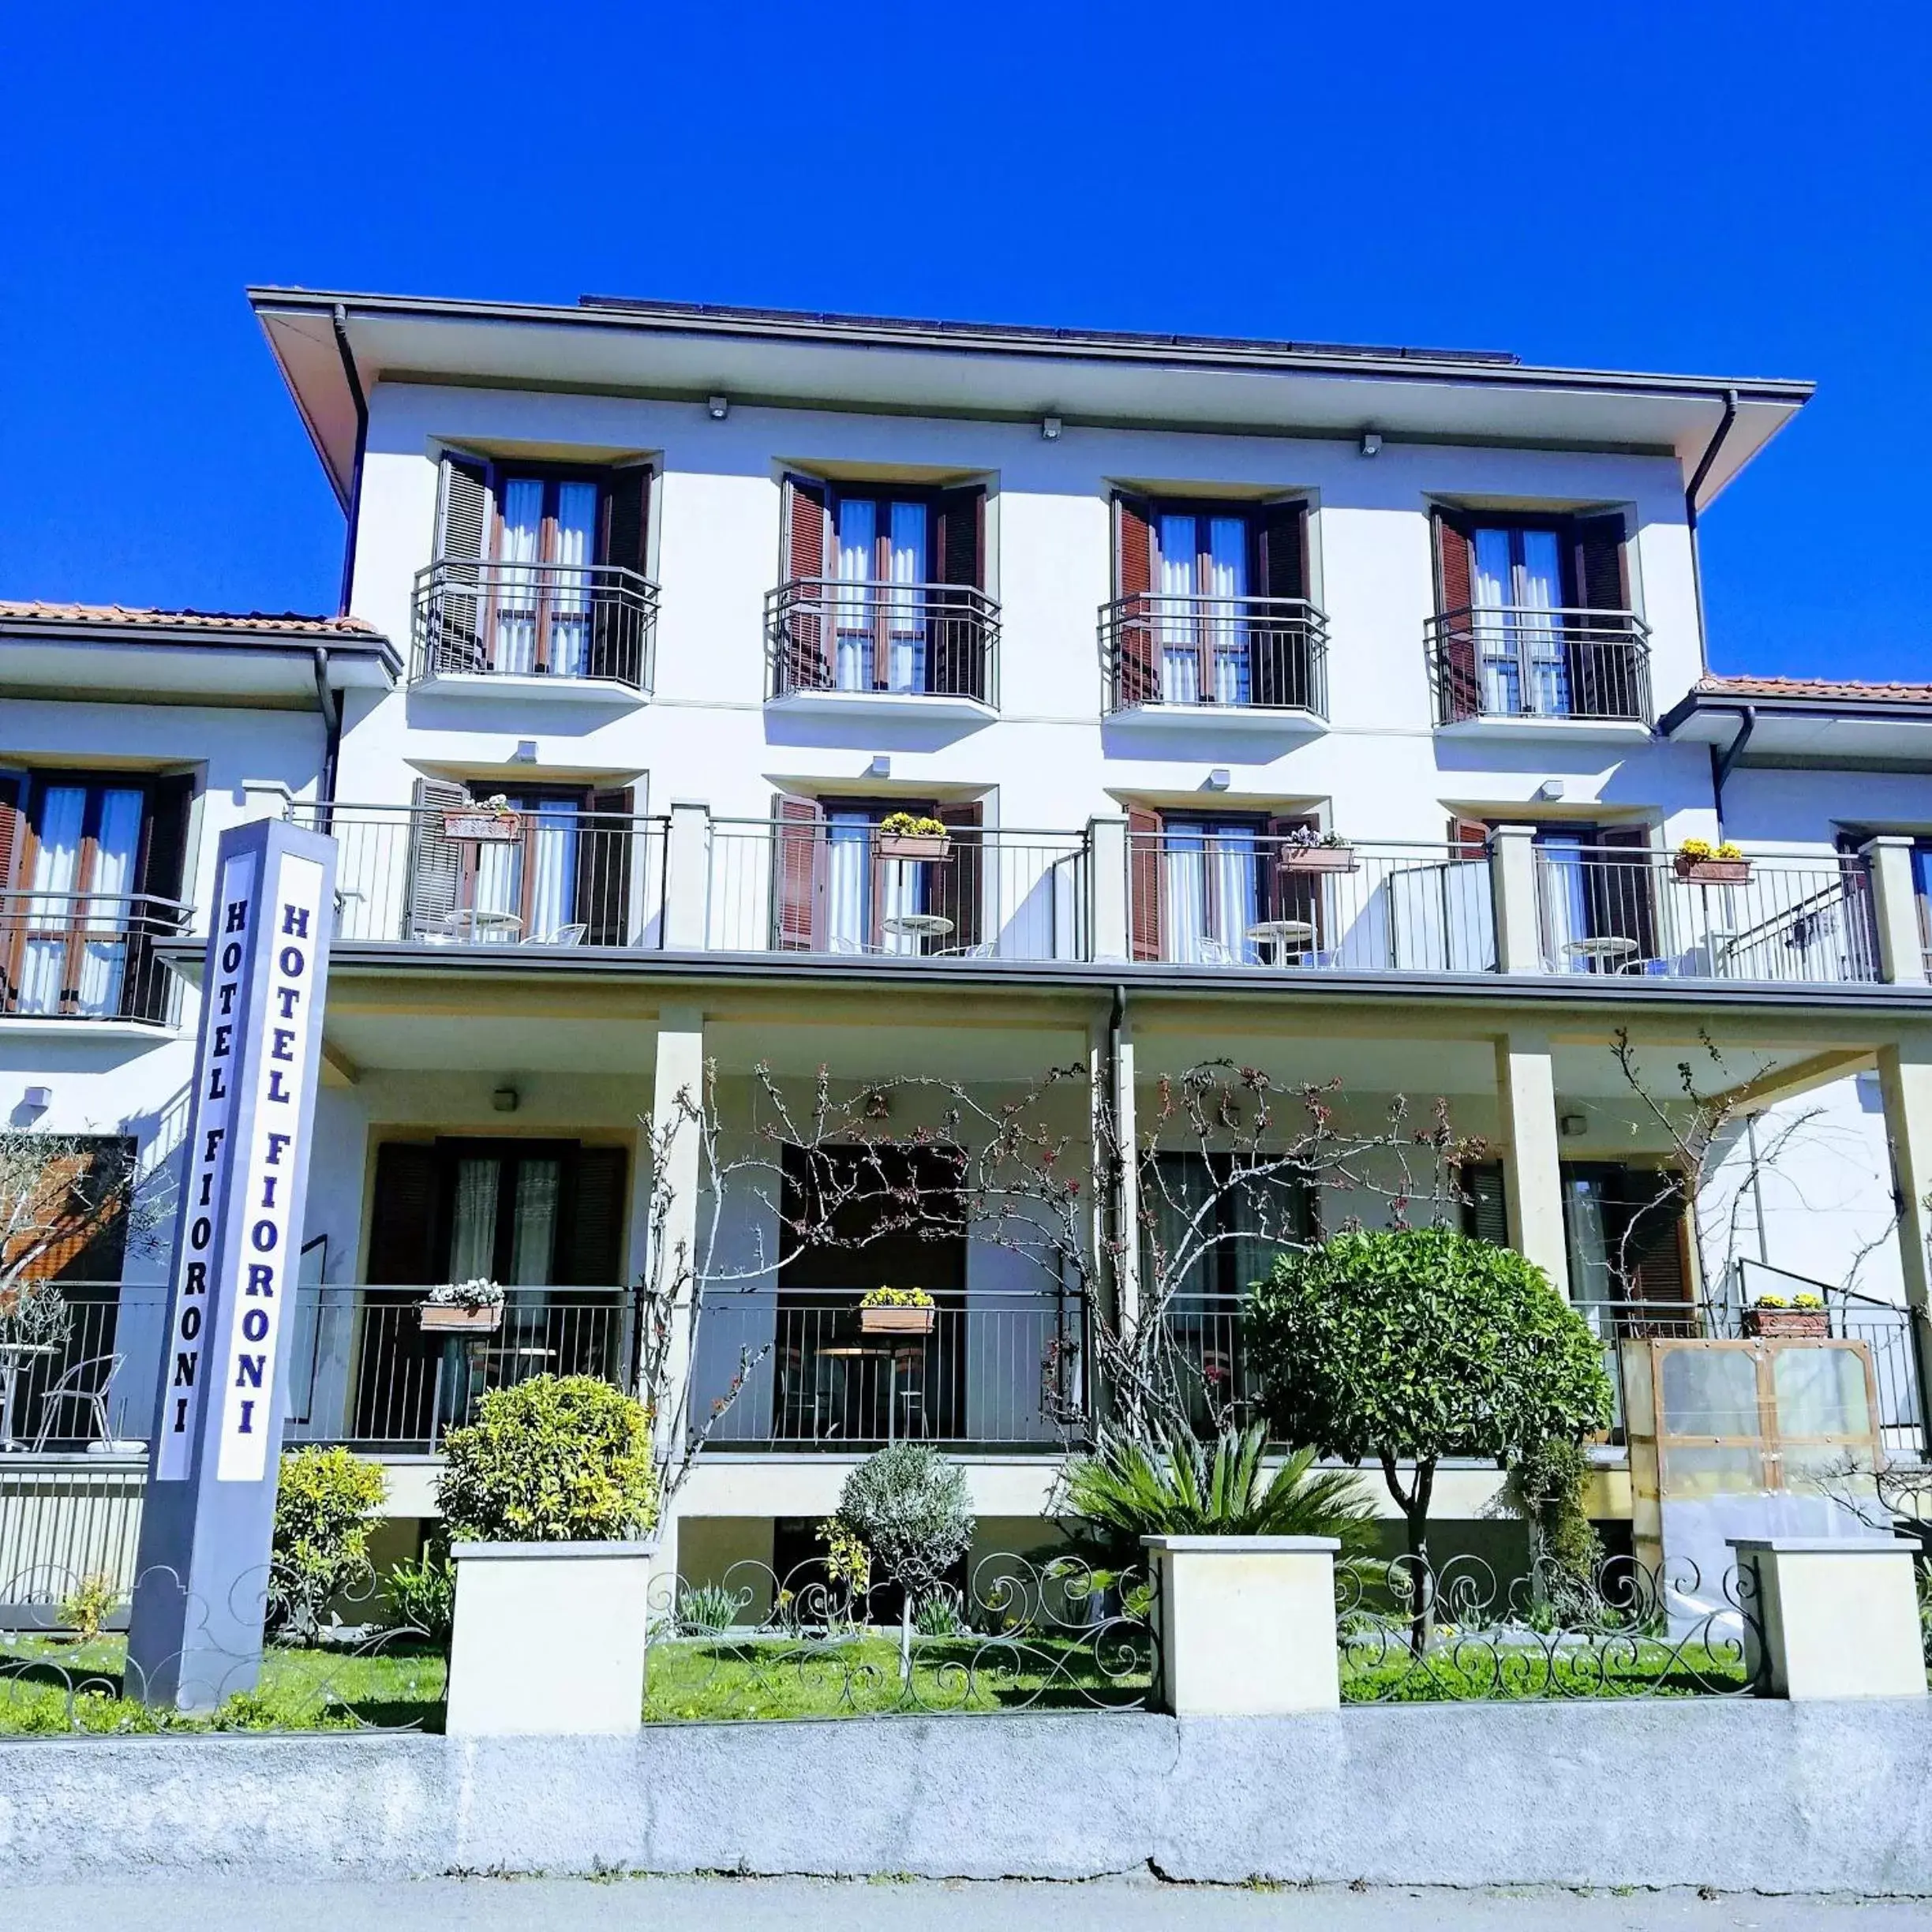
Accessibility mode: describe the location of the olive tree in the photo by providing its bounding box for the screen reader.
[1245,1226,1611,1643]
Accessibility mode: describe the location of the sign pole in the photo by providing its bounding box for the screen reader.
[126,818,337,1712]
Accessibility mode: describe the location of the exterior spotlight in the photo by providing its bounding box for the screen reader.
[1360,432,1383,458]
[22,1085,51,1118]
[492,1086,519,1114]
[1205,768,1232,791]
[1537,778,1565,801]
[512,739,538,762]
[708,395,729,420]
[1560,1114,1588,1138]
[866,754,891,778]
[1041,416,1062,440]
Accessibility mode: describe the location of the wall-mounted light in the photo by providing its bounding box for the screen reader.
[1537,778,1565,802]
[21,1085,51,1118]
[1360,432,1383,458]
[1205,768,1232,791]
[1041,416,1062,441]
[492,1086,519,1114]
[512,739,538,763]
[707,395,729,420]
[1560,1114,1588,1138]
[866,754,891,779]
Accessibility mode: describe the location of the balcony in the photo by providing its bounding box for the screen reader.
[1101,593,1329,731]
[1533,845,1881,984]
[410,558,658,696]
[1427,606,1652,734]
[0,892,191,1026]
[765,578,999,720]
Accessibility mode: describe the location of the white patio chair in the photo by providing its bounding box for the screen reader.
[528,922,588,947]
[32,1351,125,1451]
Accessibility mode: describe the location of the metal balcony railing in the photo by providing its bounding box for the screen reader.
[704,818,1091,960]
[693,1288,1086,1450]
[288,802,668,949]
[766,578,999,706]
[0,893,191,1025]
[1427,606,1652,724]
[411,558,658,691]
[1532,846,1880,984]
[1101,593,1329,717]
[1125,834,1496,972]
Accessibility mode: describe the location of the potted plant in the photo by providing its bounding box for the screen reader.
[442,792,523,843]
[876,813,951,862]
[1673,838,1751,885]
[859,1286,937,1335]
[1742,1293,1829,1339]
[421,1278,505,1333]
[1277,826,1360,874]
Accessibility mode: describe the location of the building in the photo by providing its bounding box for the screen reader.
[5,290,1930,1592]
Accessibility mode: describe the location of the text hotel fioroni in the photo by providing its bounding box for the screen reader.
[155,847,328,1484]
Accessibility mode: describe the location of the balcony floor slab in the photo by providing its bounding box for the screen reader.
[765,689,996,728]
[409,672,648,705]
[1435,715,1654,746]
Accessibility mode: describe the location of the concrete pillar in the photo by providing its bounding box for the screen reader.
[1143,1536,1341,1713]
[663,801,711,951]
[1088,815,1129,963]
[1494,1030,1571,1298]
[1865,837,1928,986]
[1877,1035,1932,1319]
[1109,1012,1140,1350]
[1730,1537,1927,1700]
[648,1007,707,1472]
[1489,824,1544,975]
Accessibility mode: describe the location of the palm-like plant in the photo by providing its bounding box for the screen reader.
[1058,1423,1380,1572]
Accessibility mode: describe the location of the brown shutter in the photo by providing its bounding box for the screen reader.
[1593,824,1657,962]
[124,773,196,1020]
[1574,514,1629,615]
[406,777,468,941]
[1571,512,1632,718]
[0,775,21,893]
[138,774,196,909]
[1432,508,1479,721]
[1128,804,1163,961]
[578,788,635,945]
[1447,816,1491,861]
[1113,495,1158,708]
[773,792,826,951]
[1255,500,1308,601]
[930,802,984,952]
[1267,813,1323,942]
[432,455,490,675]
[594,466,651,683]
[559,1144,629,1286]
[601,467,650,575]
[932,485,987,701]
[1610,1168,1689,1306]
[1459,1160,1509,1245]
[1253,501,1310,709]
[366,1142,444,1285]
[781,476,829,691]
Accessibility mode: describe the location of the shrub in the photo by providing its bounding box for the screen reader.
[436,1375,658,1544]
[833,1444,974,1601]
[271,1446,388,1645]
[58,1571,122,1642]
[385,1549,455,1643]
[1503,1436,1604,1610]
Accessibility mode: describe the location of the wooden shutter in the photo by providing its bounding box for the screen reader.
[1267,813,1323,942]
[1570,512,1632,718]
[1592,824,1657,962]
[1459,1160,1509,1245]
[781,476,829,691]
[366,1142,444,1285]
[601,467,650,576]
[432,455,490,675]
[436,455,489,562]
[1432,508,1480,721]
[558,1144,629,1286]
[1610,1168,1689,1306]
[932,485,987,700]
[1448,816,1491,861]
[1113,495,1158,708]
[122,773,196,1020]
[1253,501,1310,709]
[1128,804,1163,961]
[577,787,634,945]
[0,775,21,894]
[1573,514,1629,616]
[405,777,468,941]
[773,792,826,951]
[594,466,651,681]
[138,774,196,908]
[929,802,984,951]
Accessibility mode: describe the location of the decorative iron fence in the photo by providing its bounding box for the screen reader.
[703,818,1091,960]
[0,892,191,1024]
[411,557,657,691]
[1426,606,1652,724]
[1533,846,1880,983]
[1100,593,1329,717]
[1125,833,1496,972]
[288,803,668,949]
[766,579,999,707]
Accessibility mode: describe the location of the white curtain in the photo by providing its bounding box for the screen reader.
[1157,513,1199,702]
[832,498,875,690]
[79,788,142,1014]
[19,785,85,1014]
[1206,515,1249,705]
[1537,832,1591,971]
[1472,527,1517,713]
[886,501,927,692]
[472,831,522,936]
[1163,824,1208,961]
[1208,825,1258,960]
[826,813,870,951]
[1517,528,1568,713]
[511,1159,560,1286]
[449,1159,500,1282]
[495,478,544,673]
[549,482,598,677]
[526,801,579,942]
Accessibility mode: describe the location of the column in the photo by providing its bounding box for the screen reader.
[647,1006,707,1481]
[1488,823,1543,975]
[1088,815,1129,963]
[1877,1034,1932,1318]
[663,800,711,952]
[1494,1029,1571,1298]
[1090,1007,1140,1421]
[1865,837,1928,986]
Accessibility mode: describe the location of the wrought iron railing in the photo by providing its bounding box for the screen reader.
[704,818,1091,960]
[0,893,190,1025]
[1532,846,1880,983]
[1100,593,1329,717]
[766,578,999,706]
[692,1288,1087,1449]
[1426,605,1652,724]
[1125,834,1496,972]
[411,557,658,691]
[286,802,668,949]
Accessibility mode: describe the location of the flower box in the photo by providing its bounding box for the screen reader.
[421,1303,504,1334]
[443,809,523,844]
[859,1305,936,1336]
[1674,856,1751,885]
[1742,1306,1829,1340]
[877,833,950,862]
[1279,847,1359,875]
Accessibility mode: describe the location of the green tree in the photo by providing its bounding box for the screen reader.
[1245,1227,1611,1643]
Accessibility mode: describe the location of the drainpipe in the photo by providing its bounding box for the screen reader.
[331,303,369,619]
[312,646,341,820]
[1708,703,1756,838]
[1683,388,1739,676]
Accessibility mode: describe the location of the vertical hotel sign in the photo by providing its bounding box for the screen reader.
[128,818,336,1710]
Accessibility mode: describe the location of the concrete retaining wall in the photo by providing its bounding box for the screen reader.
[2,1703,1930,1893]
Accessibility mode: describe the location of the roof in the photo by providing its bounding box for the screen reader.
[1688,673,1932,708]
[249,286,1813,513]
[0,601,380,640]
[1661,675,1932,767]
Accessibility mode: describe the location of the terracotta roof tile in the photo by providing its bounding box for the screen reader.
[1695,673,1932,706]
[0,601,379,638]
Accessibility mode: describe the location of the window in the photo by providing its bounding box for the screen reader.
[773,796,983,956]
[1127,808,1319,965]
[1561,1163,1688,1324]
[1471,524,1569,715]
[1531,824,1656,971]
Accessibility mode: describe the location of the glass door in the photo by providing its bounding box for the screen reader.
[1155,511,1251,704]
[1472,526,1569,716]
[13,781,146,1017]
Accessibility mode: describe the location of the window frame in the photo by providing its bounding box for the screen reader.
[481,464,620,676]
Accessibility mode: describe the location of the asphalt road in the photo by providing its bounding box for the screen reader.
[5,1877,1928,1929]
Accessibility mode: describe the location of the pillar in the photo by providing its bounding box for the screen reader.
[647,1007,707,1494]
[1877,1035,1932,1319]
[1088,814,1129,963]
[1489,823,1544,975]
[1865,838,1928,986]
[663,800,711,951]
[1730,1537,1926,1700]
[1494,1030,1571,1298]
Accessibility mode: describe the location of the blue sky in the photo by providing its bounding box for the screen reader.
[2,2,1924,681]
